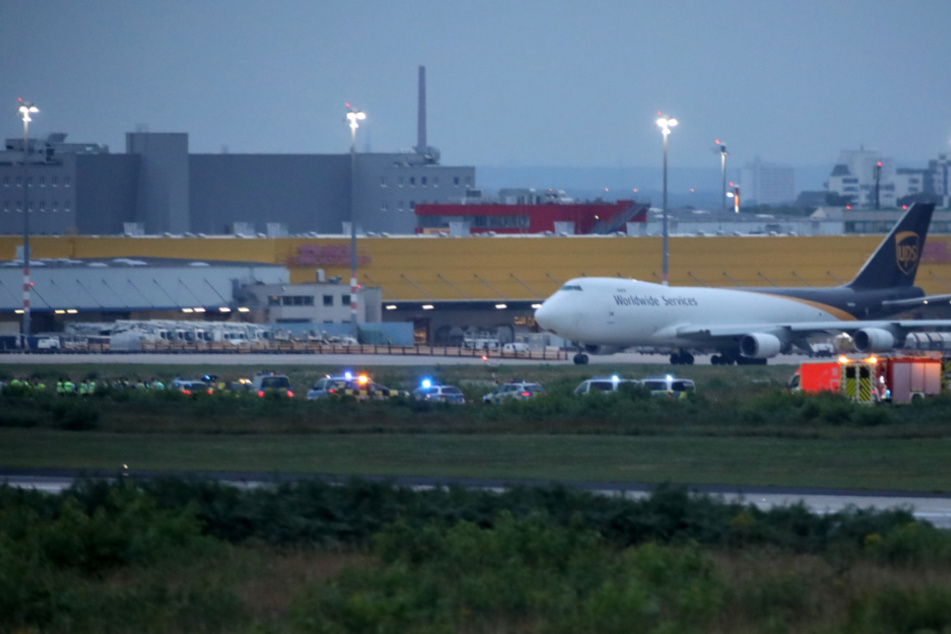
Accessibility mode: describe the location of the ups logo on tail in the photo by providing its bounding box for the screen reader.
[895,231,920,275]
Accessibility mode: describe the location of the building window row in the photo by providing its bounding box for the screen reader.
[472,214,530,229]
[2,200,71,212]
[379,175,472,188]
[267,294,315,307]
[381,201,420,212]
[2,175,69,188]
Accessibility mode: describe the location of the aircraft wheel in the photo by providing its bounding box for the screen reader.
[573,353,589,365]
[684,353,695,365]
[711,355,722,365]
[669,352,680,365]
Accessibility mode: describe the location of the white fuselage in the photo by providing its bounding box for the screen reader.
[534,277,842,348]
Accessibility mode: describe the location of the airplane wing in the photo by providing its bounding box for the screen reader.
[882,293,951,309]
[675,319,951,340]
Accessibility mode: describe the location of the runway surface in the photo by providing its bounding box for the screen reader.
[3,472,949,528]
[0,351,816,366]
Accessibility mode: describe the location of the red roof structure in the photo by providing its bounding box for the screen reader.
[414,199,648,235]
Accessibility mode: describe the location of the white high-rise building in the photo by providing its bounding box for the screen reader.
[739,157,795,205]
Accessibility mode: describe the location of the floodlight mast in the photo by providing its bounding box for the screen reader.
[17,99,39,342]
[346,104,366,341]
[656,113,677,286]
[716,139,728,211]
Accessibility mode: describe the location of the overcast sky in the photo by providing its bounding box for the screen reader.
[2,0,949,171]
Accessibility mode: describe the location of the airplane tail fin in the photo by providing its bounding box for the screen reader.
[846,202,935,289]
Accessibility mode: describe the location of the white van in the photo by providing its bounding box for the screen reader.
[574,377,639,395]
[502,342,530,355]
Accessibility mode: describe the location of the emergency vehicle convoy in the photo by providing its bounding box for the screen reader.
[788,355,944,404]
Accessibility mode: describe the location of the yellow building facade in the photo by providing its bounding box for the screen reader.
[3,232,951,304]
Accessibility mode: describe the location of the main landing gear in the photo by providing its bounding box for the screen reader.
[669,351,694,365]
[573,352,590,365]
[710,352,767,366]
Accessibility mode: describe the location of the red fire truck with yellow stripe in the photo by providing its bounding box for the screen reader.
[788,355,944,404]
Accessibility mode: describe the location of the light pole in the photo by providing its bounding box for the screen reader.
[716,139,728,211]
[656,113,677,286]
[17,99,38,341]
[346,103,366,341]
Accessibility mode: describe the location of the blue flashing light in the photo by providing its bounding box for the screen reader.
[611,375,619,383]
[344,371,353,380]
[421,378,433,389]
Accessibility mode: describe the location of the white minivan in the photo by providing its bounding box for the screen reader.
[502,342,530,355]
[574,376,639,395]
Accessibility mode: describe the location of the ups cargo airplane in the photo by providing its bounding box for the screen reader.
[534,203,951,365]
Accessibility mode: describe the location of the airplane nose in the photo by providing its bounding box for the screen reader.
[534,302,553,331]
[535,300,565,334]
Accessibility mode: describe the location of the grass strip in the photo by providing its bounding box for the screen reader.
[3,428,951,492]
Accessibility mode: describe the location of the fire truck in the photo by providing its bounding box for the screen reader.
[787,355,944,404]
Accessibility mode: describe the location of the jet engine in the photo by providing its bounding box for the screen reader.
[853,328,896,353]
[583,344,623,356]
[739,333,782,359]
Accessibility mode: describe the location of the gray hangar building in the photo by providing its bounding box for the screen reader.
[0,130,475,237]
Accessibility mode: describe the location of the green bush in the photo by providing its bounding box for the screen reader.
[292,516,725,634]
[846,584,951,633]
[865,521,951,567]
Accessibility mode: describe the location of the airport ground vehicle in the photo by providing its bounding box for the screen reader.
[482,380,546,404]
[788,355,943,404]
[413,379,466,404]
[641,376,695,399]
[250,372,293,397]
[573,376,639,395]
[172,379,214,395]
[307,376,352,400]
[308,372,409,401]
[502,342,530,356]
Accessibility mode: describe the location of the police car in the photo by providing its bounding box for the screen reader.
[641,375,695,398]
[250,372,293,398]
[308,372,409,401]
[413,378,466,404]
[482,380,546,404]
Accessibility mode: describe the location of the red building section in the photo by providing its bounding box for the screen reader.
[414,200,648,235]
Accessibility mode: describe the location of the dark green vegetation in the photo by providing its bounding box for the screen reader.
[4,478,951,633]
[3,361,951,490]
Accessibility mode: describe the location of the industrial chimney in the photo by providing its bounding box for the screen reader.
[414,65,440,163]
[417,65,427,150]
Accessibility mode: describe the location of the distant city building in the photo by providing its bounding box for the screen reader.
[739,157,795,205]
[929,153,951,206]
[824,148,951,208]
[823,148,941,208]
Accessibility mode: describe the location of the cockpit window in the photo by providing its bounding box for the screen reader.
[559,284,583,291]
